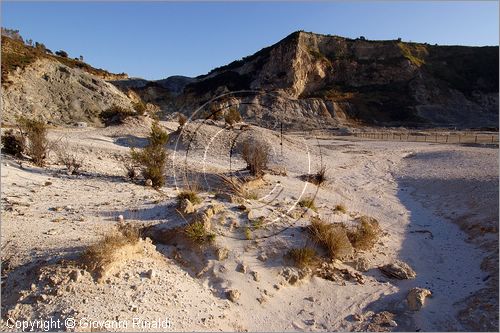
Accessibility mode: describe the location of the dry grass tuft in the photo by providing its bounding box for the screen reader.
[217,174,258,200]
[303,165,328,186]
[347,216,380,250]
[55,143,82,174]
[286,247,318,268]
[308,217,353,260]
[81,223,141,274]
[177,190,202,205]
[298,196,317,212]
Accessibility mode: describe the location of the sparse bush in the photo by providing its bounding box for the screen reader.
[17,117,50,166]
[184,221,215,244]
[334,204,347,214]
[55,144,82,174]
[287,247,318,268]
[1,129,25,157]
[100,104,135,126]
[298,196,317,212]
[244,226,252,240]
[178,114,187,128]
[347,216,380,250]
[132,101,147,116]
[240,137,270,176]
[301,165,328,186]
[225,107,242,127]
[308,217,353,260]
[55,50,68,58]
[81,223,140,274]
[130,121,168,188]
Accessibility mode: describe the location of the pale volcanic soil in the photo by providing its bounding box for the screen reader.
[1,119,498,332]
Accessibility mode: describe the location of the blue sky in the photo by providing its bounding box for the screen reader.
[2,1,498,80]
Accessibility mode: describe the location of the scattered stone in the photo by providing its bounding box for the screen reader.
[145,179,153,187]
[236,263,247,274]
[69,270,81,282]
[304,319,316,326]
[379,261,416,280]
[117,215,124,223]
[304,296,315,302]
[179,198,195,215]
[44,181,52,186]
[407,287,432,311]
[226,289,240,302]
[251,271,260,282]
[216,247,229,261]
[257,295,267,304]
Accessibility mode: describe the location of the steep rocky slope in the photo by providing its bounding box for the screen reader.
[123,31,498,129]
[1,36,133,125]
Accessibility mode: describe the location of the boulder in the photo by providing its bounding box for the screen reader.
[407,287,432,311]
[236,263,247,273]
[379,260,416,280]
[216,247,229,261]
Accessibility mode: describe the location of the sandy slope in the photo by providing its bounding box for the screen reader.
[1,121,497,331]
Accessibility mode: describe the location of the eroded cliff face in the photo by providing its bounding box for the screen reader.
[1,58,133,125]
[127,31,498,129]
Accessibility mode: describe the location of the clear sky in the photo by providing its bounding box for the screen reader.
[2,1,498,80]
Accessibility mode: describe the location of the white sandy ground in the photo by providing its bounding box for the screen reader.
[1,120,498,332]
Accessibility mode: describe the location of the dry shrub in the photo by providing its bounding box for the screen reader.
[286,247,318,268]
[55,144,82,174]
[1,129,25,157]
[131,121,168,188]
[240,137,270,177]
[132,101,147,115]
[347,216,380,250]
[299,196,317,212]
[178,114,187,128]
[100,104,135,126]
[303,165,328,186]
[217,174,257,200]
[17,117,50,166]
[177,172,203,204]
[124,161,139,179]
[224,107,242,127]
[184,221,215,244]
[308,217,353,260]
[81,223,140,274]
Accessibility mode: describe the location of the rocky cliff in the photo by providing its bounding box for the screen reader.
[125,31,499,129]
[1,36,133,125]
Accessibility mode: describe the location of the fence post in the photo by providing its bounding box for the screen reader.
[458,135,461,143]
[475,135,478,144]
[492,135,495,143]
[446,135,449,143]
[435,134,438,142]
[424,136,427,142]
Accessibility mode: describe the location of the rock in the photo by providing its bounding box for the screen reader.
[145,269,156,279]
[280,267,310,285]
[44,181,52,186]
[69,270,81,282]
[407,287,432,311]
[367,311,397,331]
[236,263,247,274]
[145,179,153,187]
[349,257,371,272]
[379,260,416,280]
[117,215,124,223]
[226,289,240,302]
[251,271,260,282]
[257,296,267,304]
[216,247,229,261]
[257,253,268,262]
[179,198,195,215]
